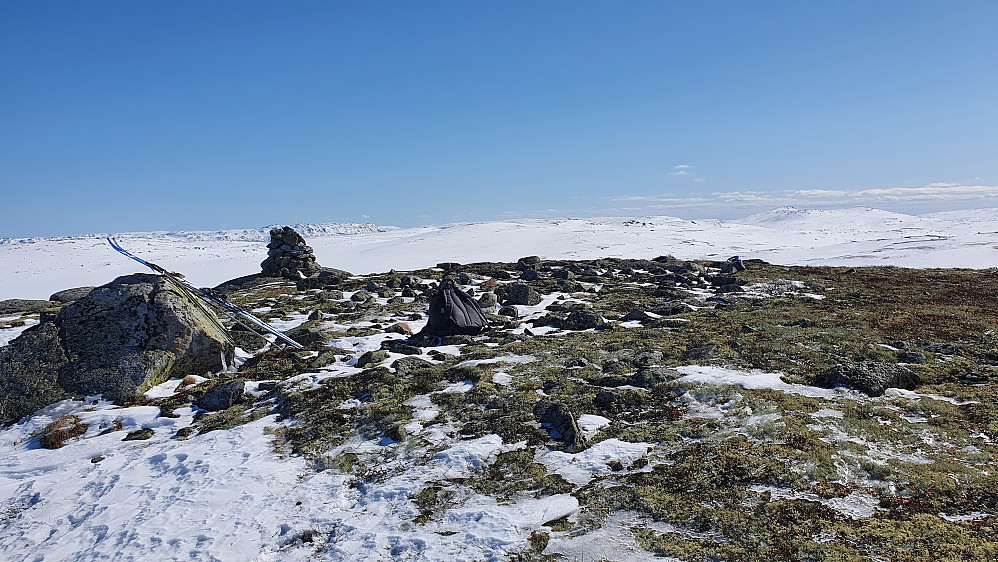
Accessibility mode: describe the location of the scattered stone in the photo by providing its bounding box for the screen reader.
[720,256,746,273]
[356,350,390,368]
[498,305,520,318]
[381,339,422,355]
[916,342,960,355]
[633,351,664,368]
[476,292,498,313]
[261,226,323,279]
[814,362,920,397]
[197,380,246,412]
[633,367,680,388]
[533,399,581,448]
[385,323,413,335]
[408,334,441,347]
[715,284,745,294]
[284,321,332,347]
[385,424,407,443]
[552,269,574,280]
[504,284,542,306]
[897,351,926,364]
[623,309,653,322]
[350,291,373,302]
[550,310,604,331]
[686,344,719,361]
[392,356,434,376]
[436,262,461,271]
[594,391,617,410]
[122,428,155,441]
[516,256,541,271]
[48,287,96,303]
[651,302,694,316]
[441,334,474,346]
[520,269,539,281]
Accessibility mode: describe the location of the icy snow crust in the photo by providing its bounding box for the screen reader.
[2,207,997,300]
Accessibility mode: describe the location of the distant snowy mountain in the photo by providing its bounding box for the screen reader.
[1,208,997,301]
[0,223,399,246]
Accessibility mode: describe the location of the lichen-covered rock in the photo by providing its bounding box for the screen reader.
[504,284,542,306]
[196,380,246,412]
[392,356,434,377]
[0,299,55,315]
[0,273,234,423]
[533,399,582,449]
[48,287,96,303]
[814,362,920,397]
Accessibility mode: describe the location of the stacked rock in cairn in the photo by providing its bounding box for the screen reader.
[260,226,322,279]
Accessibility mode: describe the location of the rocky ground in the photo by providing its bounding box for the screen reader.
[2,255,997,560]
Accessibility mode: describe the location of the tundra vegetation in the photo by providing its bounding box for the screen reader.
[11,257,998,560]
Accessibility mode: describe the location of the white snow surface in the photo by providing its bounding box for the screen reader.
[2,207,997,300]
[1,207,994,559]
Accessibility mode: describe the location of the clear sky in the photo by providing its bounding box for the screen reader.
[2,1,997,237]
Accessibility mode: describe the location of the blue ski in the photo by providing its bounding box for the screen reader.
[108,237,305,349]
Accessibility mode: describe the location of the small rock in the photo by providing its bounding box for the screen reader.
[385,323,413,335]
[686,344,719,361]
[520,269,539,281]
[381,340,422,355]
[533,399,581,447]
[715,284,744,294]
[633,351,664,368]
[814,362,920,397]
[392,356,435,376]
[498,305,520,317]
[122,428,155,441]
[504,284,542,306]
[356,350,389,368]
[594,391,617,409]
[897,351,926,364]
[623,309,653,322]
[633,366,680,388]
[197,381,246,412]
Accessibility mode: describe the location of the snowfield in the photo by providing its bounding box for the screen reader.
[1,207,996,301]
[1,206,996,561]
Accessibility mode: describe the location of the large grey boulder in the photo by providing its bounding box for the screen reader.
[1,273,234,423]
[814,362,920,397]
[49,287,96,303]
[0,299,55,315]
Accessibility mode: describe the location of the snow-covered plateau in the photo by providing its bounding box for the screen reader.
[1,207,996,561]
[2,207,996,302]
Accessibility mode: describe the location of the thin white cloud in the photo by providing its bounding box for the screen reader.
[608,184,998,210]
[673,164,694,169]
[668,170,693,176]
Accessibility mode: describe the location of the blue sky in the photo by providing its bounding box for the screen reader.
[2,1,997,237]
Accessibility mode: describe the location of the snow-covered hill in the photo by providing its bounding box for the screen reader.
[1,207,996,301]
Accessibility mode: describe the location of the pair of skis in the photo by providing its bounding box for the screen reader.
[108,238,304,349]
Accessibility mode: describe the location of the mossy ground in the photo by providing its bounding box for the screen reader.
[127,260,998,559]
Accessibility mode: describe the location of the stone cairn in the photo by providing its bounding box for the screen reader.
[261,226,322,279]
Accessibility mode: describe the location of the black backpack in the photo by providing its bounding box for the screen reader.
[420,279,488,336]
